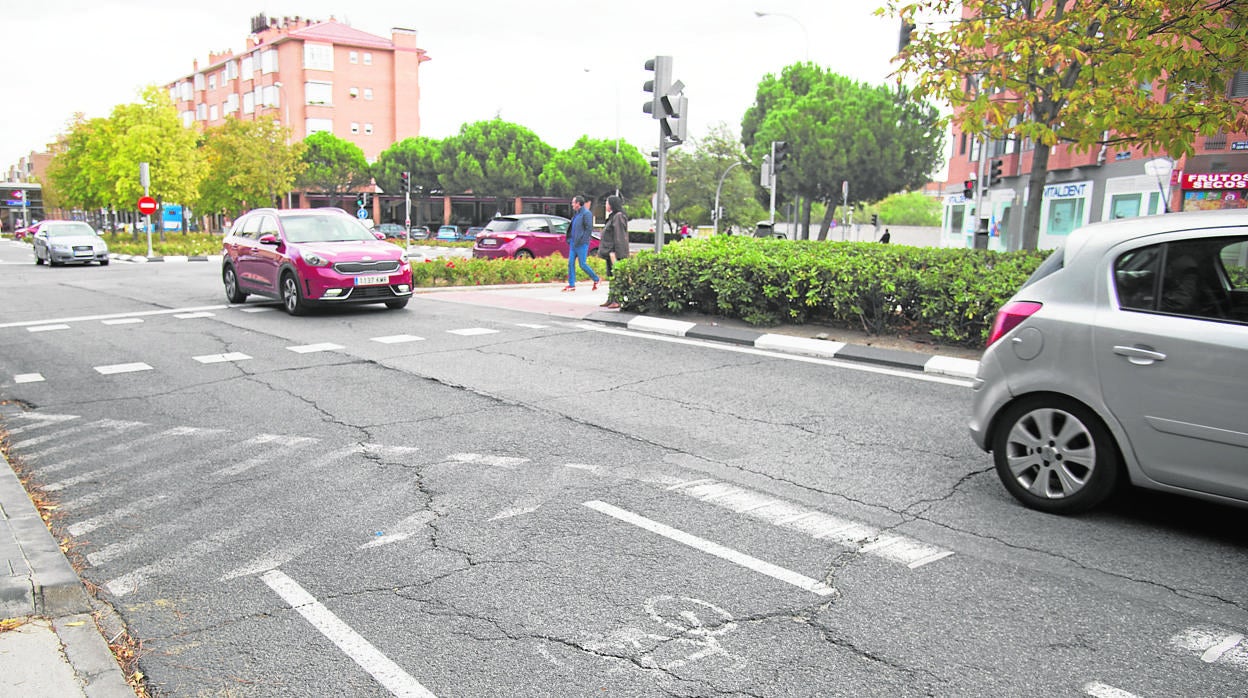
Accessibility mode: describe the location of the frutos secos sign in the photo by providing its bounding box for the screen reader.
[1181,172,1248,190]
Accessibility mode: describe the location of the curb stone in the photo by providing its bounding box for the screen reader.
[584,310,980,380]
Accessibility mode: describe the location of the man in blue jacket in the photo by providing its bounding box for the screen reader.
[564,195,601,292]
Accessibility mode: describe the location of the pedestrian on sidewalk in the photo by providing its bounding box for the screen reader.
[599,195,630,308]
[879,228,891,244]
[564,195,601,292]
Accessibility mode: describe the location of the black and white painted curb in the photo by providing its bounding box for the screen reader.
[585,311,981,380]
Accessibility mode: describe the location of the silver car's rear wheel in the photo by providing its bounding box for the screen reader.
[992,397,1120,514]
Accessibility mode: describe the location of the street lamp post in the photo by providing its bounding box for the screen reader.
[273,81,293,209]
[754,10,810,62]
[713,161,743,236]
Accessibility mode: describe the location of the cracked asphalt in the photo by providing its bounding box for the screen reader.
[2,244,1247,696]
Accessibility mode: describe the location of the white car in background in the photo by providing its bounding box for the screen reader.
[31,220,111,266]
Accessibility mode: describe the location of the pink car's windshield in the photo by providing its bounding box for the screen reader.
[282,215,377,243]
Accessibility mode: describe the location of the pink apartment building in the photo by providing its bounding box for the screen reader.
[166,14,429,162]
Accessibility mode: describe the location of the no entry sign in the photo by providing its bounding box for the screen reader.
[137,196,158,215]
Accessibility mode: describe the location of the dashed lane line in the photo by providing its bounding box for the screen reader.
[1083,682,1141,698]
[0,305,228,329]
[262,570,438,698]
[14,373,44,383]
[95,362,154,375]
[287,342,345,354]
[192,352,252,364]
[584,500,836,597]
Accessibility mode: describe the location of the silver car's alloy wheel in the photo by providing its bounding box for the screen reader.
[992,397,1120,514]
[1004,407,1095,499]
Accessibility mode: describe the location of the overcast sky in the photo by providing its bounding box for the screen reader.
[2,0,913,171]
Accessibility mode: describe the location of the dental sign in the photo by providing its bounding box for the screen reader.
[1181,172,1248,190]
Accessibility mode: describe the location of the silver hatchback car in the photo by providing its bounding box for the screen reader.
[970,209,1248,514]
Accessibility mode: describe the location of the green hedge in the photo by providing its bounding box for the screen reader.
[604,237,1050,347]
[410,254,604,287]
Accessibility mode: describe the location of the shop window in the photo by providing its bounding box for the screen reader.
[1109,194,1142,220]
[1046,198,1084,236]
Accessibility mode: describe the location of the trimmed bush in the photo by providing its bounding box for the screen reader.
[605,237,1049,347]
[409,254,604,287]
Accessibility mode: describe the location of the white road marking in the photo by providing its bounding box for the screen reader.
[287,342,345,353]
[27,324,70,333]
[489,504,542,521]
[219,544,314,581]
[239,306,276,313]
[447,327,499,336]
[515,323,549,329]
[213,434,319,477]
[3,413,81,435]
[43,468,105,492]
[664,478,954,569]
[35,425,219,477]
[262,570,438,698]
[584,500,835,597]
[67,495,169,537]
[1083,682,1140,698]
[371,334,426,344]
[0,305,227,329]
[581,324,974,387]
[174,311,216,319]
[192,352,252,364]
[101,318,144,325]
[14,373,44,383]
[95,362,153,375]
[13,419,147,452]
[105,528,246,597]
[448,453,529,469]
[362,511,437,548]
[1170,626,1248,670]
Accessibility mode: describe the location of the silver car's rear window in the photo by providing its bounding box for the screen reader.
[1020,247,1064,290]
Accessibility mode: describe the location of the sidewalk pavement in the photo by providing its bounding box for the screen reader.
[1,406,134,697]
[0,279,977,698]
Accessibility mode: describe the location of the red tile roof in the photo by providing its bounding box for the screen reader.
[288,20,394,50]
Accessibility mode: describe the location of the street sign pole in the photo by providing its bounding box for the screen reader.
[139,163,153,257]
[404,191,412,248]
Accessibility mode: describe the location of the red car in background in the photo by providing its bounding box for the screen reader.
[472,214,598,259]
[221,207,412,316]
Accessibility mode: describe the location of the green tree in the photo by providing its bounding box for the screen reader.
[44,114,117,213]
[372,136,445,194]
[439,119,552,197]
[538,137,653,206]
[198,116,305,217]
[875,191,942,226]
[108,85,204,231]
[885,0,1248,249]
[665,123,767,232]
[742,64,944,240]
[296,131,371,206]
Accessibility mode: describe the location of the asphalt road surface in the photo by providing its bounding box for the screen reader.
[1,238,1245,697]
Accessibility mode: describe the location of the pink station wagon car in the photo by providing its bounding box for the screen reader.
[222,207,413,315]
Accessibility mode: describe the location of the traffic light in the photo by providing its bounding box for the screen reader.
[772,141,790,173]
[963,179,976,200]
[356,194,365,208]
[871,214,879,227]
[988,159,1004,187]
[400,171,410,193]
[761,154,773,188]
[643,56,672,118]
[661,94,688,144]
[649,150,660,177]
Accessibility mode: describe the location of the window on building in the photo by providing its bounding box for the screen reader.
[181,111,195,128]
[364,123,374,135]
[241,55,254,75]
[363,87,374,100]
[306,118,333,135]
[260,49,278,75]
[209,104,219,121]
[196,103,207,120]
[168,87,179,104]
[226,61,239,80]
[243,92,255,114]
[363,52,373,65]
[349,51,358,64]
[970,137,982,162]
[1231,70,1248,98]
[263,85,280,108]
[181,82,193,101]
[304,42,334,71]
[194,73,205,91]
[208,74,216,90]
[305,81,333,105]
[224,94,239,114]
[959,132,966,156]
[348,122,359,134]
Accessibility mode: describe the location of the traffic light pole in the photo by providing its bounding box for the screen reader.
[973,138,989,250]
[654,136,668,253]
[768,141,778,226]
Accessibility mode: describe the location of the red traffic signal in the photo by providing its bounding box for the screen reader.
[962,179,976,200]
[137,196,158,215]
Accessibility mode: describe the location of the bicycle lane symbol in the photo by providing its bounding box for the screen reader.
[582,595,746,673]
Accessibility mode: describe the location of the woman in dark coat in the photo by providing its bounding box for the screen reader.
[599,195,630,307]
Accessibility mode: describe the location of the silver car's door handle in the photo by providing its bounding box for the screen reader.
[1113,345,1167,365]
